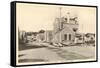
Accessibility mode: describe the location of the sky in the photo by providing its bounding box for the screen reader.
[16,3,96,33]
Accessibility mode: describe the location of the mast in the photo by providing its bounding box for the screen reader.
[67,12,70,23]
[59,7,62,30]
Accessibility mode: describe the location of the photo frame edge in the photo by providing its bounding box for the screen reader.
[10,1,98,67]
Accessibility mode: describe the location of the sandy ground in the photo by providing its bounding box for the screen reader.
[18,43,96,63]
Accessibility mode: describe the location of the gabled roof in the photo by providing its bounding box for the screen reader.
[55,25,74,34]
[60,26,74,33]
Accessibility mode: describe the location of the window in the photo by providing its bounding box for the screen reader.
[64,34,67,40]
[69,34,71,40]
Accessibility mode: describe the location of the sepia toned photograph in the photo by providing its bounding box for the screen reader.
[11,1,97,66]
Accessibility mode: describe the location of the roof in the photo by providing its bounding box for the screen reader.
[54,25,74,34]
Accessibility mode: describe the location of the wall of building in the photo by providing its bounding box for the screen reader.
[44,31,53,42]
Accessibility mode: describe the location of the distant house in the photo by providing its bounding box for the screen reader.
[26,35,34,42]
[74,33,85,44]
[44,30,53,42]
[53,12,79,44]
[36,30,45,42]
[25,32,38,42]
[74,33,95,44]
[84,33,95,44]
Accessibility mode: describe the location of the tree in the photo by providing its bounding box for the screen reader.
[73,28,78,33]
[39,30,45,33]
[85,33,90,38]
